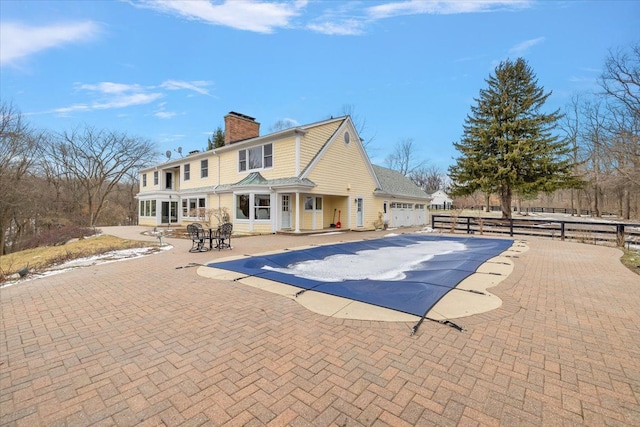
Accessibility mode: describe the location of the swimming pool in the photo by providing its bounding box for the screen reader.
[207,234,514,318]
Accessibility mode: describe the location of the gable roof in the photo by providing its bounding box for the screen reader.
[300,117,382,189]
[372,165,430,200]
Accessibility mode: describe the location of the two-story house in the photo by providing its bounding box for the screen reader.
[136,112,430,234]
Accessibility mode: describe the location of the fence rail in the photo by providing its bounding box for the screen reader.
[431,215,640,247]
[446,206,615,217]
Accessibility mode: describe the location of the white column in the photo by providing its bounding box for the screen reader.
[295,192,300,233]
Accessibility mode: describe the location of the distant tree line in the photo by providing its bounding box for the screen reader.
[557,42,640,219]
[0,102,157,255]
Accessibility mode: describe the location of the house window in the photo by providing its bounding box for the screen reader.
[235,194,271,220]
[304,196,322,211]
[153,171,158,185]
[139,200,156,217]
[184,164,190,181]
[201,159,208,178]
[236,194,250,219]
[264,143,272,168]
[238,143,273,172]
[254,194,271,220]
[182,197,206,218]
[142,173,147,187]
[165,172,173,190]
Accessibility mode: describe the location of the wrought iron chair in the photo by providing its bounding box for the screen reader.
[187,223,208,252]
[214,222,233,250]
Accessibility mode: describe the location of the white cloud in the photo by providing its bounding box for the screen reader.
[154,111,178,119]
[78,82,144,94]
[305,0,531,36]
[160,80,212,95]
[132,0,306,33]
[508,37,545,56]
[366,0,531,19]
[49,79,214,116]
[307,18,366,36]
[0,21,100,67]
[53,92,164,115]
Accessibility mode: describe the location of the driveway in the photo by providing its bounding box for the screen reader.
[1,227,639,425]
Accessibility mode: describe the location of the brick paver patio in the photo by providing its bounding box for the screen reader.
[1,228,639,426]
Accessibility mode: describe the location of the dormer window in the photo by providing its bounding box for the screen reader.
[239,143,272,172]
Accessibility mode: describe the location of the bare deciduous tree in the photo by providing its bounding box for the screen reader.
[409,165,447,192]
[385,138,426,176]
[560,93,586,216]
[44,126,157,227]
[601,42,640,120]
[0,102,43,254]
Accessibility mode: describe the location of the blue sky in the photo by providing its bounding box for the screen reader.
[1,1,638,171]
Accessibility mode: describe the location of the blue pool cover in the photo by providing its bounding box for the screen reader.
[207,234,513,317]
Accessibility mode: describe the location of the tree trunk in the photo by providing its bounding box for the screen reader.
[500,187,512,219]
[577,189,583,217]
[624,187,631,220]
[484,193,490,213]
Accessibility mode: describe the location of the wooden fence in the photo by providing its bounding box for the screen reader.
[431,215,640,248]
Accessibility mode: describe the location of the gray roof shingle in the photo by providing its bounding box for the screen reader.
[372,165,429,200]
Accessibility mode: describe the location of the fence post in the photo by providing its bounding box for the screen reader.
[467,217,471,234]
[509,219,513,237]
[431,214,435,230]
[560,222,565,241]
[617,224,625,247]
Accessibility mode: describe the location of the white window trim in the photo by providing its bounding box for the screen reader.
[200,159,209,179]
[234,192,273,222]
[181,196,207,219]
[238,143,273,173]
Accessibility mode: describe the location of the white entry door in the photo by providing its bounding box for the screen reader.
[281,195,291,229]
[356,197,364,227]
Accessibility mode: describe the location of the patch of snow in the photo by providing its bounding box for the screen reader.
[417,226,436,233]
[263,240,466,282]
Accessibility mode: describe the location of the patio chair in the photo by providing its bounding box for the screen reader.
[214,222,233,250]
[187,223,209,252]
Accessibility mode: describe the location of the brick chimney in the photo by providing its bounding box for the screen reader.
[224,112,260,145]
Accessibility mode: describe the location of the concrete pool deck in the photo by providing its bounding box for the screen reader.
[1,226,639,426]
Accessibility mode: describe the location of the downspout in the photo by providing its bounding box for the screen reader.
[295,132,302,233]
[215,150,222,212]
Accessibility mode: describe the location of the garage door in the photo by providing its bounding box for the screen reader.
[415,204,426,225]
[391,202,414,227]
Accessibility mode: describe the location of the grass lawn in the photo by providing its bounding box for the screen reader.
[0,235,157,281]
[620,247,640,276]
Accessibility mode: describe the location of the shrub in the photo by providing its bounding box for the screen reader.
[17,226,99,251]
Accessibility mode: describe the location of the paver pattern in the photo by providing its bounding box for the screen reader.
[1,227,639,426]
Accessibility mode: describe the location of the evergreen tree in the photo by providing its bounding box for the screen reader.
[448,58,580,218]
[207,126,225,150]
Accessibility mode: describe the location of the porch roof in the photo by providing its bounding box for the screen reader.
[179,172,316,195]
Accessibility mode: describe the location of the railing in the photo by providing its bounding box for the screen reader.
[431,215,640,247]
